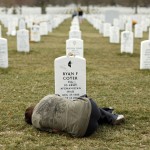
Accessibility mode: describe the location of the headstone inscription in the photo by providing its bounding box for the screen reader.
[140,40,150,69]
[55,56,86,100]
[66,38,83,57]
[0,38,8,68]
[121,31,133,54]
[17,29,30,52]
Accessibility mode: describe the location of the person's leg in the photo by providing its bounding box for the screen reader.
[98,108,125,125]
[84,98,101,137]
[84,97,125,137]
[102,107,114,113]
[88,97,125,125]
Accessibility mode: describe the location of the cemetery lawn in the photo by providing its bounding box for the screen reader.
[0,18,150,150]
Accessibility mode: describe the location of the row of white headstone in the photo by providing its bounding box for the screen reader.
[85,14,150,69]
[0,15,70,68]
[55,16,86,100]
[0,6,72,15]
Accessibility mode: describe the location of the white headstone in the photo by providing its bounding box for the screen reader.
[40,22,48,35]
[110,26,120,43]
[113,18,119,28]
[18,18,26,30]
[99,22,104,34]
[125,22,132,32]
[30,25,41,42]
[140,40,150,69]
[135,24,143,38]
[0,25,1,37]
[7,21,16,36]
[149,28,150,40]
[69,30,81,39]
[141,20,148,32]
[70,25,80,31]
[119,16,125,30]
[66,38,83,57]
[17,29,30,52]
[103,23,111,37]
[48,20,52,32]
[27,19,33,29]
[0,38,8,68]
[55,56,86,100]
[121,31,134,54]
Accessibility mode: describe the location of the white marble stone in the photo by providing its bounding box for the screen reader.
[18,18,26,30]
[103,23,111,37]
[125,22,132,32]
[110,26,120,43]
[55,56,86,100]
[0,38,8,68]
[140,40,150,69]
[121,31,134,54]
[135,24,143,38]
[17,29,30,52]
[0,25,1,37]
[30,25,41,42]
[69,30,81,39]
[70,25,80,31]
[40,22,48,35]
[66,38,83,57]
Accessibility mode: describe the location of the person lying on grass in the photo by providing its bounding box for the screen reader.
[25,94,125,138]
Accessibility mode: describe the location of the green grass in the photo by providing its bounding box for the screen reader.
[0,18,150,150]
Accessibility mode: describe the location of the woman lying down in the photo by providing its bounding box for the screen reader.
[25,94,125,138]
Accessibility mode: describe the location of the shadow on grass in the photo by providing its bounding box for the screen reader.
[137,69,150,74]
[0,67,12,74]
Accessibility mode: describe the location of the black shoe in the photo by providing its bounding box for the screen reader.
[102,107,114,113]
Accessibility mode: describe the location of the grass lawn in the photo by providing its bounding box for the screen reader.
[0,17,150,150]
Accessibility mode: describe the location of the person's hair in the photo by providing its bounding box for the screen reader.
[25,106,35,125]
